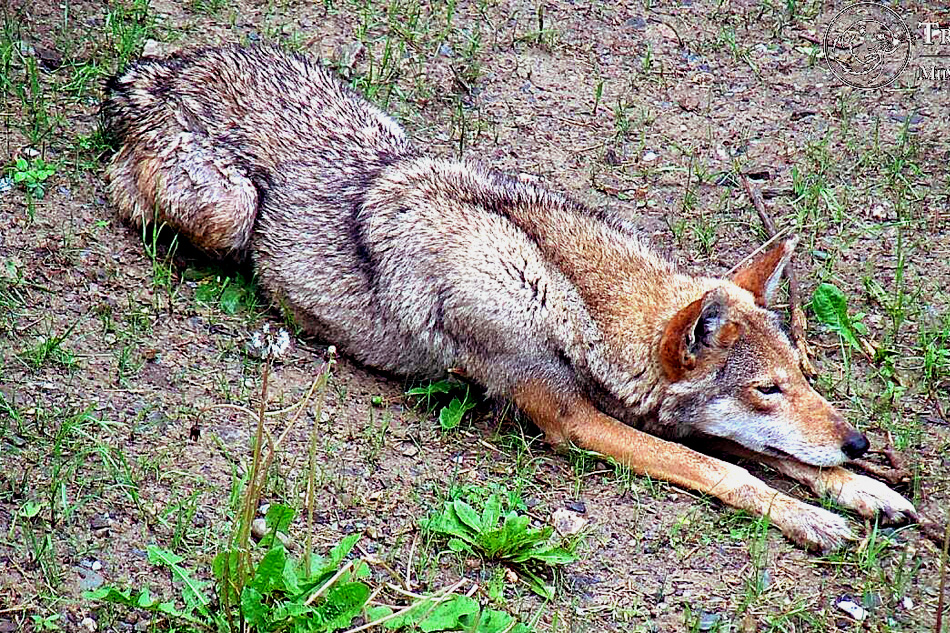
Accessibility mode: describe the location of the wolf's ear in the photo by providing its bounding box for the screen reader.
[659,288,741,381]
[731,236,798,308]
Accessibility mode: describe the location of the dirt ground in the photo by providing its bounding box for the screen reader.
[1,0,949,631]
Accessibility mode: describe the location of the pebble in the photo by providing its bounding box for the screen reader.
[901,596,913,610]
[90,514,112,531]
[836,599,867,622]
[565,500,587,514]
[698,612,720,631]
[642,151,658,163]
[551,507,587,536]
[76,567,105,591]
[81,617,97,632]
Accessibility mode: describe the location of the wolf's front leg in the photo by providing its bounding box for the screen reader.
[762,458,918,523]
[513,380,854,553]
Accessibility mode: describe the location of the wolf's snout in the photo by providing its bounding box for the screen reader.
[841,430,870,460]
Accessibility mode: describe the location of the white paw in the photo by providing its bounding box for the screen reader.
[828,474,918,523]
[777,502,854,554]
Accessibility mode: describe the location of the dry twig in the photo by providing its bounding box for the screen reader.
[741,174,817,378]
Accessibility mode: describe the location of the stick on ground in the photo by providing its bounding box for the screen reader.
[740,174,817,378]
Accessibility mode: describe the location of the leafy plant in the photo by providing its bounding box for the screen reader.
[368,593,532,633]
[194,272,259,315]
[406,380,476,431]
[9,157,56,199]
[87,527,374,631]
[421,494,576,598]
[811,282,868,352]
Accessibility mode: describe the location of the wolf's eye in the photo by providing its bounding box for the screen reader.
[756,384,782,395]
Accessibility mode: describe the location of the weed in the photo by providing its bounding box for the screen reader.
[105,0,154,72]
[421,493,577,598]
[8,157,56,199]
[194,272,260,316]
[811,282,869,353]
[18,321,79,370]
[406,379,477,431]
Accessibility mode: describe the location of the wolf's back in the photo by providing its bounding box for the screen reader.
[102,45,414,254]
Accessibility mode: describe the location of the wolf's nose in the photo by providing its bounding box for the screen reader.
[841,431,870,459]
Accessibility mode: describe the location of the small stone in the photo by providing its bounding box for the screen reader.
[400,443,419,457]
[552,507,588,536]
[141,39,177,58]
[250,517,294,550]
[76,567,105,592]
[81,616,97,632]
[642,150,658,163]
[837,599,867,622]
[565,500,586,513]
[901,596,913,610]
[90,514,112,530]
[698,612,720,631]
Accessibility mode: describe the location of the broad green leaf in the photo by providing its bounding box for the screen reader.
[328,533,361,568]
[452,499,482,532]
[406,380,456,397]
[418,595,479,632]
[365,605,394,622]
[250,545,287,595]
[439,396,475,430]
[312,582,370,632]
[211,549,242,607]
[476,609,515,633]
[219,285,242,314]
[259,503,294,549]
[811,283,861,350]
[83,586,134,606]
[240,586,268,629]
[448,538,472,553]
[480,495,502,530]
[511,546,576,565]
[421,503,476,542]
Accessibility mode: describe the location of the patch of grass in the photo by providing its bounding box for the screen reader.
[18,321,79,370]
[105,0,154,72]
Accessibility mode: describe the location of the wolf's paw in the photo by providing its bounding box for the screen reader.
[778,503,854,554]
[828,473,918,523]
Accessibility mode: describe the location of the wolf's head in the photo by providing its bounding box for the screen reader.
[658,237,868,467]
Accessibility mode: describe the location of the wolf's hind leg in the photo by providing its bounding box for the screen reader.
[106,131,258,254]
[512,380,854,553]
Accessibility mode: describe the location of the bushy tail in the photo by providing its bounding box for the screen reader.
[102,55,260,255]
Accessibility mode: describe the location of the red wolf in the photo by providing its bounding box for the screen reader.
[103,45,916,552]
